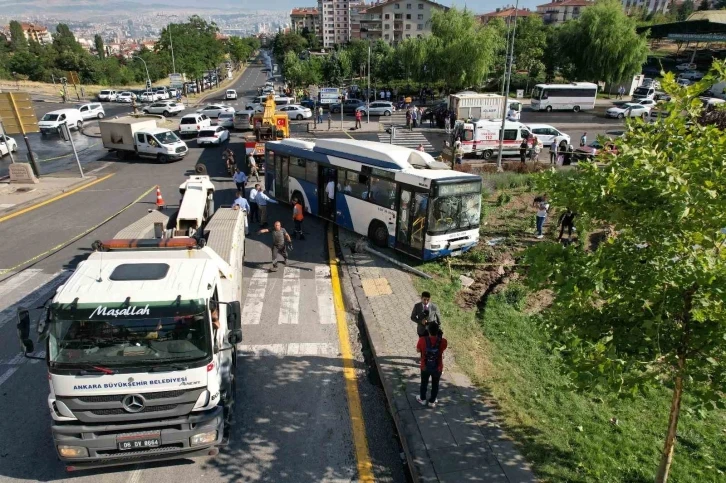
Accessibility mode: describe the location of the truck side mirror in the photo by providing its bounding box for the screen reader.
[16,309,34,354]
[227,301,241,331]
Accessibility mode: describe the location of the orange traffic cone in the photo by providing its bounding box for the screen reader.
[156,186,165,210]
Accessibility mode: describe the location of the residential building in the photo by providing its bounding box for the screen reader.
[536,0,594,25]
[621,0,671,14]
[3,22,53,45]
[359,0,447,45]
[290,7,321,40]
[318,0,366,47]
[479,7,533,24]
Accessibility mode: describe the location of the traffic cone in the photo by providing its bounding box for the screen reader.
[156,186,165,210]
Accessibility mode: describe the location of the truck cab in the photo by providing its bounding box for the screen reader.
[133,128,188,163]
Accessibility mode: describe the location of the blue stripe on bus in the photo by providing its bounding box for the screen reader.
[423,242,476,261]
[297,179,318,215]
[335,195,355,231]
[267,142,404,172]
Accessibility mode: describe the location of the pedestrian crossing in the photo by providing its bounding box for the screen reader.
[377,129,434,152]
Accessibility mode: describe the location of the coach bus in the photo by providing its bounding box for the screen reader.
[530,82,598,112]
[263,139,482,260]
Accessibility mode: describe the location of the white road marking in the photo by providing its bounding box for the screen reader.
[242,269,267,325]
[0,270,71,330]
[86,161,112,175]
[239,342,339,357]
[315,266,336,325]
[0,269,41,299]
[0,203,16,209]
[278,267,300,325]
[126,466,143,483]
[0,367,19,388]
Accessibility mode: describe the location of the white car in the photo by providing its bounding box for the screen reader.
[246,103,265,113]
[179,113,212,137]
[116,91,136,103]
[633,98,658,108]
[153,87,171,99]
[526,124,570,146]
[0,134,18,157]
[142,101,185,116]
[277,104,312,120]
[97,90,118,101]
[216,112,235,128]
[262,86,275,94]
[679,70,704,81]
[356,101,395,116]
[676,63,696,71]
[225,89,238,100]
[197,104,235,118]
[606,103,651,119]
[138,90,163,102]
[38,109,84,135]
[76,102,105,120]
[197,126,229,146]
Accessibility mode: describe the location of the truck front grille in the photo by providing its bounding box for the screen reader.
[176,146,187,153]
[78,390,189,403]
[90,404,177,416]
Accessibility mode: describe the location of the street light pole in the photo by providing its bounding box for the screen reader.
[169,24,177,74]
[134,56,151,91]
[367,44,371,124]
[496,0,519,172]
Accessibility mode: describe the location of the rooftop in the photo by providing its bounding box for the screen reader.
[479,7,533,19]
[291,7,319,15]
[537,0,593,7]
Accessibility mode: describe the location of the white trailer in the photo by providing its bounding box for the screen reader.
[16,176,247,470]
[100,116,189,163]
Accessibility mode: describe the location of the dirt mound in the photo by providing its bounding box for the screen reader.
[455,252,517,310]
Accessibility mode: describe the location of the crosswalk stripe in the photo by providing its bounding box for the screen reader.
[238,342,339,357]
[242,269,267,325]
[278,267,300,325]
[0,367,19,388]
[377,131,434,151]
[315,266,336,325]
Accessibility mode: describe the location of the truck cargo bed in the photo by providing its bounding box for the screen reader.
[205,208,245,266]
[114,210,170,239]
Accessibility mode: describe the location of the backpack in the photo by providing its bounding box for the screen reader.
[424,336,441,373]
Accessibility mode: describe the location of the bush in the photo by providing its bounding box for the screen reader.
[498,283,529,311]
[496,192,512,206]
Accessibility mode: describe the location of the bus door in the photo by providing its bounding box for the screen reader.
[274,154,289,202]
[396,186,429,257]
[318,166,337,219]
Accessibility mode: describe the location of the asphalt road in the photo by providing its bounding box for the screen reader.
[0,67,406,483]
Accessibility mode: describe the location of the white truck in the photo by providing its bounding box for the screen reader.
[448,92,506,121]
[100,117,188,163]
[16,175,246,470]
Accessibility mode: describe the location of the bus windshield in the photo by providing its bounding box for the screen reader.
[531,87,543,99]
[428,193,481,234]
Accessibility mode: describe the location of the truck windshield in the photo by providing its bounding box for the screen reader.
[428,193,481,235]
[155,131,181,144]
[48,306,211,368]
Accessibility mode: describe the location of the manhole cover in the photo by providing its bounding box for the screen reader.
[15,187,36,193]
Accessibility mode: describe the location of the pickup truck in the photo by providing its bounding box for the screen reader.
[329,99,366,114]
[99,116,188,163]
[142,101,185,117]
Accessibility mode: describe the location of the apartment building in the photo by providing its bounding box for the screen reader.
[536,0,594,25]
[479,7,533,25]
[2,22,53,45]
[621,0,671,14]
[318,0,366,47]
[290,7,321,39]
[359,0,447,45]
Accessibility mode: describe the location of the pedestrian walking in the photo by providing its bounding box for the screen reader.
[249,183,260,223]
[317,106,323,124]
[535,200,549,239]
[520,139,528,163]
[255,188,277,227]
[233,167,248,192]
[354,109,362,129]
[232,190,250,235]
[412,107,418,128]
[557,208,577,241]
[248,153,260,181]
[529,136,541,161]
[410,291,441,337]
[617,86,625,100]
[258,221,292,272]
[405,109,412,130]
[416,143,425,152]
[416,321,447,408]
[445,112,451,134]
[580,132,587,147]
[292,197,305,240]
[549,139,558,164]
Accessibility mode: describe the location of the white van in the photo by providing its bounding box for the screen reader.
[38,109,85,135]
[454,119,531,160]
[252,95,294,107]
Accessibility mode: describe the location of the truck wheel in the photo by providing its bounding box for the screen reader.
[545,106,553,112]
[368,221,389,248]
[482,149,494,160]
[158,154,169,164]
[76,121,83,130]
[573,105,581,113]
[117,150,126,160]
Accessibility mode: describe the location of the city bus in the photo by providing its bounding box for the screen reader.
[530,82,598,112]
[263,139,482,260]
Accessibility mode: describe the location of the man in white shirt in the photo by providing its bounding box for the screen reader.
[255,188,277,227]
[248,184,260,223]
[233,168,248,191]
[248,153,260,182]
[232,190,250,235]
[325,178,335,219]
[550,139,558,164]
[507,107,519,121]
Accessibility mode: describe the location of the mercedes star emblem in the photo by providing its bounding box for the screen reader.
[122,394,146,413]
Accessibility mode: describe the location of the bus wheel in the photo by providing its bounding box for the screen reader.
[481,149,494,160]
[545,106,553,112]
[368,221,388,248]
[573,105,581,113]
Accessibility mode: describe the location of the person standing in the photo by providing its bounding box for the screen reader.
[249,183,260,223]
[258,221,292,272]
[416,322,447,408]
[520,139,528,164]
[292,197,305,240]
[549,139,558,164]
[317,106,324,124]
[248,153,260,182]
[255,188,277,227]
[535,200,549,239]
[325,177,336,219]
[232,190,250,235]
[354,108,362,129]
[617,85,625,100]
[233,167,248,192]
[405,109,412,131]
[444,111,451,134]
[557,208,577,241]
[410,291,441,337]
[580,132,587,147]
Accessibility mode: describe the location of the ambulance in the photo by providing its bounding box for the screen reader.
[452,119,532,160]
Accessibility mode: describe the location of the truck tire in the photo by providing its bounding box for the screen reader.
[195,163,207,174]
[158,154,169,164]
[76,121,83,130]
[545,106,553,112]
[573,105,581,112]
[117,150,127,160]
[481,149,494,160]
[368,220,389,248]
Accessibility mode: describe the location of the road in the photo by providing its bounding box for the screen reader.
[0,64,407,483]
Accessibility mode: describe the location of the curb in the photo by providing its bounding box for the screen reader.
[0,175,99,219]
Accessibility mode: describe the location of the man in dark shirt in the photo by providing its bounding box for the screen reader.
[520,140,528,163]
[416,322,448,407]
[410,291,441,337]
[558,208,577,241]
[259,221,292,271]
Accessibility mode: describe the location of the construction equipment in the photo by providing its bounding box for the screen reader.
[252,93,289,141]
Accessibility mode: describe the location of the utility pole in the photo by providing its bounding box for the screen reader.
[169,24,177,74]
[496,1,519,172]
[367,44,371,125]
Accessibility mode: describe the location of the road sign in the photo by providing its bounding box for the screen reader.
[169,73,184,88]
[67,71,80,85]
[0,92,39,134]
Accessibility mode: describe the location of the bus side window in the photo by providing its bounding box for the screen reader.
[346,171,367,199]
[541,90,548,100]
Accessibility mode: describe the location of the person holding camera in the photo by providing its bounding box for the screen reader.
[410,291,441,337]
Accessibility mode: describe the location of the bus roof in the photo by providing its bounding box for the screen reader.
[313,139,430,170]
[534,82,598,89]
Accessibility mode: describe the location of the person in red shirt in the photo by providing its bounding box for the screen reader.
[416,322,447,407]
[354,109,362,129]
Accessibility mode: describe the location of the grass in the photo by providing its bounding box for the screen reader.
[414,186,726,483]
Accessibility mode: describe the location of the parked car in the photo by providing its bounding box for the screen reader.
[139,90,162,102]
[356,101,395,116]
[676,78,693,87]
[676,62,697,71]
[76,102,105,120]
[299,99,321,110]
[329,99,366,114]
[277,104,312,120]
[116,91,136,103]
[632,86,656,101]
[654,92,672,101]
[179,113,212,137]
[216,112,235,128]
[679,70,705,81]
[153,87,171,99]
[0,134,17,157]
[262,86,275,94]
[225,89,238,100]
[606,103,651,119]
[641,78,660,89]
[197,104,235,118]
[142,101,185,116]
[633,98,658,108]
[38,109,84,135]
[526,123,570,146]
[197,126,229,146]
[575,140,619,161]
[97,89,118,101]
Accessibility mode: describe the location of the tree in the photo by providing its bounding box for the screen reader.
[513,15,547,82]
[94,34,105,59]
[226,36,252,65]
[53,24,84,56]
[300,27,320,51]
[525,61,726,483]
[9,20,28,52]
[559,0,649,88]
[272,32,307,60]
[698,0,711,10]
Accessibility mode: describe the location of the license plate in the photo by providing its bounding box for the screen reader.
[117,432,161,451]
[451,250,463,257]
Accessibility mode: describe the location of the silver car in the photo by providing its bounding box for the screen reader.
[356,101,395,116]
[196,104,235,118]
[76,102,105,120]
[217,112,235,128]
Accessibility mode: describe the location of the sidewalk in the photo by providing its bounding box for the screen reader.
[0,175,97,217]
[307,119,381,133]
[337,229,537,483]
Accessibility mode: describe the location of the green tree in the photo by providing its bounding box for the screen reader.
[53,24,84,56]
[559,0,649,88]
[9,20,28,52]
[94,34,105,59]
[525,61,726,483]
[346,39,369,78]
[226,36,252,65]
[698,0,710,10]
[396,38,428,83]
[513,15,547,82]
[300,27,320,50]
[272,32,307,60]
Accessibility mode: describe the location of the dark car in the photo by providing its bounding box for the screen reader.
[329,99,366,114]
[574,140,619,161]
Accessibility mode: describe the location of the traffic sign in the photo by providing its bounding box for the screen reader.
[0,92,39,134]
[169,73,183,88]
[67,71,80,85]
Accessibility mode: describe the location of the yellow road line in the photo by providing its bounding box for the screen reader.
[343,129,354,139]
[0,184,157,276]
[327,225,374,482]
[0,173,114,224]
